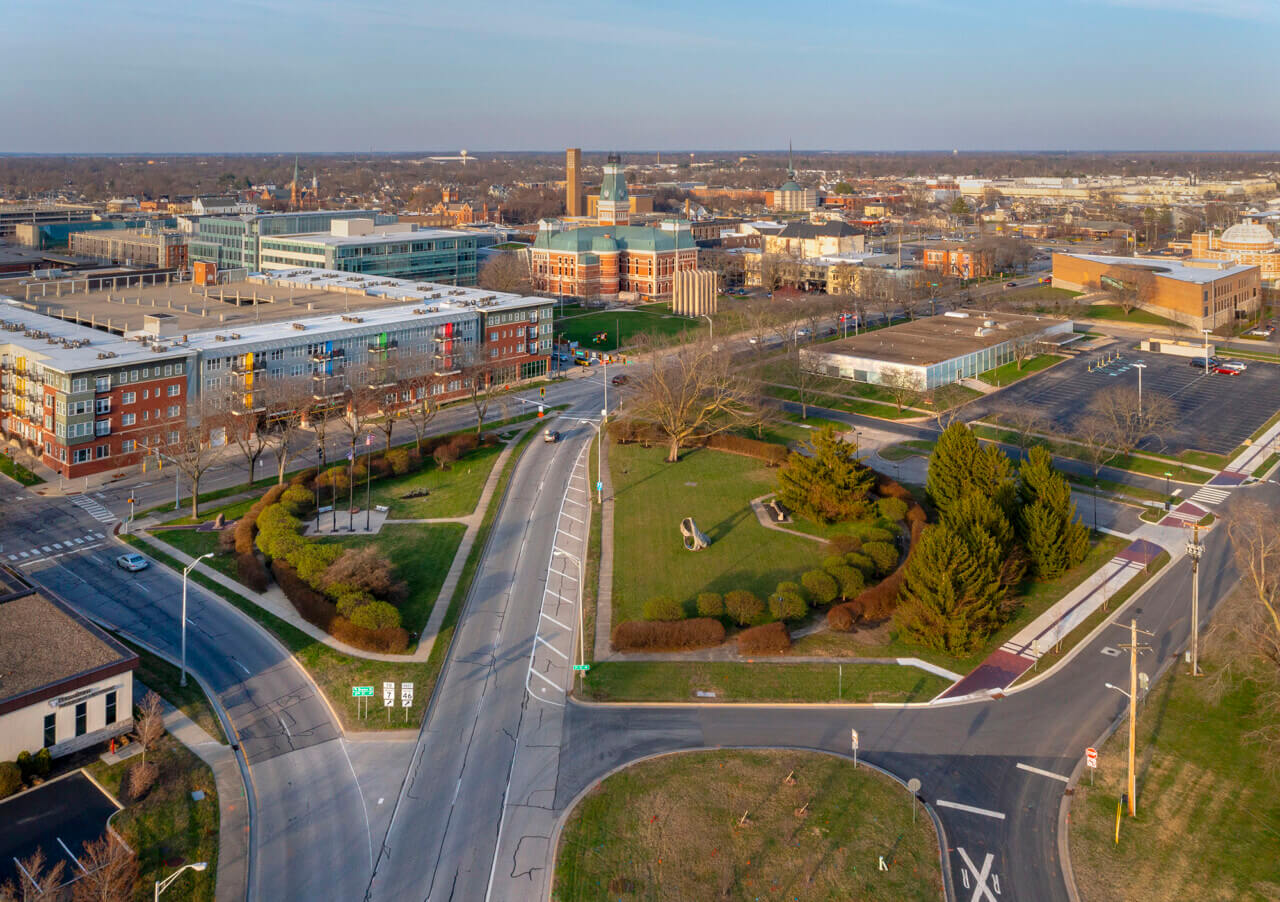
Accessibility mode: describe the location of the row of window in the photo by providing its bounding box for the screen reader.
[42,690,117,747]
[68,363,185,395]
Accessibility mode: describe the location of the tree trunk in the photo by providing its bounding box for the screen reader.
[667,436,680,463]
[190,475,199,519]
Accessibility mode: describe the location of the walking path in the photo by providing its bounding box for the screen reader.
[127,424,532,664]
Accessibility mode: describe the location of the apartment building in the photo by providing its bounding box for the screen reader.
[69,226,189,270]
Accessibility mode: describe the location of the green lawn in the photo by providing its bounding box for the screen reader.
[163,495,260,527]
[151,529,237,580]
[582,661,947,704]
[368,443,503,519]
[556,308,704,351]
[87,735,218,902]
[973,424,1212,484]
[554,749,942,902]
[978,354,1061,386]
[610,443,827,622]
[766,385,923,420]
[1004,284,1082,302]
[0,454,42,485]
[1069,658,1280,901]
[320,523,465,634]
[1083,304,1179,327]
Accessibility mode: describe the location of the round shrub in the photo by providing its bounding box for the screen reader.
[291,542,343,586]
[825,534,863,557]
[335,589,377,618]
[315,467,350,493]
[289,467,318,488]
[845,551,877,577]
[33,748,50,779]
[826,565,865,600]
[822,554,846,572]
[827,603,856,632]
[280,484,314,518]
[349,600,402,631]
[768,589,808,623]
[0,762,20,800]
[877,497,909,522]
[861,541,899,576]
[724,590,765,626]
[386,447,420,476]
[255,504,305,561]
[642,596,685,621]
[737,621,791,654]
[861,526,896,545]
[800,570,838,606]
[695,592,724,618]
[15,751,32,782]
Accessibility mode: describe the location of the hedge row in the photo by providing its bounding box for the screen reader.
[827,501,926,631]
[736,621,791,655]
[234,483,288,554]
[611,618,726,651]
[609,421,788,467]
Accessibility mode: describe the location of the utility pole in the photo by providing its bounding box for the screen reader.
[1186,524,1204,676]
[1109,619,1152,817]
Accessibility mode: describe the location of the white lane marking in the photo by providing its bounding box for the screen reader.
[528,667,560,689]
[549,565,578,582]
[544,589,574,604]
[278,716,291,739]
[1016,762,1070,783]
[338,739,375,872]
[561,512,583,524]
[134,583,152,595]
[936,800,1006,820]
[539,611,570,630]
[535,634,568,658]
[957,847,998,902]
[235,660,250,675]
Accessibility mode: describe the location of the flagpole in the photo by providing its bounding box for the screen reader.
[365,434,372,531]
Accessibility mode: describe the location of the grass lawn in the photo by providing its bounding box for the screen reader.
[748,416,846,448]
[1068,658,1280,901]
[766,385,923,420]
[581,661,948,704]
[610,443,827,622]
[1255,451,1280,477]
[978,354,1061,386]
[162,495,260,527]
[151,529,237,580]
[320,523,465,635]
[368,442,503,518]
[972,424,1212,484]
[1083,304,1179,327]
[556,308,701,351]
[878,439,936,461]
[553,749,942,902]
[1066,474,1170,506]
[1004,284,1082,302]
[87,735,218,902]
[0,454,42,485]
[119,638,228,744]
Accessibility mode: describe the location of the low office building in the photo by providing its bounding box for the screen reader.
[1052,252,1261,330]
[191,195,258,216]
[0,204,99,238]
[0,572,137,761]
[763,221,865,258]
[188,210,393,274]
[258,219,479,284]
[921,242,993,279]
[800,310,1073,390]
[70,226,189,270]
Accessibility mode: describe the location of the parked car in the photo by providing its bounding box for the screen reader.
[610,374,628,386]
[1189,356,1221,370]
[1219,360,1248,373]
[543,429,559,443]
[1005,280,1018,287]
[116,553,149,572]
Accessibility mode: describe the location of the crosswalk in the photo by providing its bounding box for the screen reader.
[70,494,118,523]
[7,532,108,565]
[1189,486,1231,507]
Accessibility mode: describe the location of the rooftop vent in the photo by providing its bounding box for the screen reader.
[943,311,969,319]
[291,323,306,331]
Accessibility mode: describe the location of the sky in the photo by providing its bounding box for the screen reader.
[2,0,1278,153]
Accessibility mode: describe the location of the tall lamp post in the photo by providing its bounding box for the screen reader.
[1133,362,1146,417]
[314,444,324,517]
[1186,524,1204,676]
[155,862,207,901]
[701,313,714,341]
[552,548,586,694]
[1201,328,1211,371]
[180,553,213,688]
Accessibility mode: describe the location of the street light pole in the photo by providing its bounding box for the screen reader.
[1133,362,1146,418]
[180,553,213,688]
[1186,524,1204,677]
[155,862,208,900]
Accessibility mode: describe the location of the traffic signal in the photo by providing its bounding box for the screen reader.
[539,386,545,398]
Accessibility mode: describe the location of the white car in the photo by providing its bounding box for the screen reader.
[116,552,149,572]
[1220,360,1248,373]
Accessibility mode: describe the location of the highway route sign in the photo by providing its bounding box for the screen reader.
[572,664,590,672]
[383,681,395,707]
[351,686,374,697]
[401,682,414,707]
[1086,747,1098,769]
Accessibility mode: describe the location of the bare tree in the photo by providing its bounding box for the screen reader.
[263,377,314,484]
[928,383,973,431]
[156,398,219,519]
[213,405,270,490]
[1100,265,1158,316]
[782,346,821,420]
[1086,384,1177,458]
[741,298,781,352]
[461,359,511,434]
[135,690,165,764]
[477,251,531,294]
[71,833,138,902]
[632,336,761,461]
[879,367,922,413]
[1228,500,1280,667]
[399,364,443,451]
[2,847,67,901]
[992,401,1053,454]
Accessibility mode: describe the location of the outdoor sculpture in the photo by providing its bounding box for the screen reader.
[681,517,710,551]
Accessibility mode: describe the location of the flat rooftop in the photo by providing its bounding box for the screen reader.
[1058,253,1257,285]
[276,227,473,248]
[0,581,136,705]
[810,310,1067,367]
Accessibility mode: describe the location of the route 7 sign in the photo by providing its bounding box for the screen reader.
[383,681,395,707]
[1086,747,1098,769]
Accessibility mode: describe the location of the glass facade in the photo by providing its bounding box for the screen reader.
[259,233,479,284]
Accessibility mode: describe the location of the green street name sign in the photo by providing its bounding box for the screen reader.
[352,686,375,697]
[572,664,591,672]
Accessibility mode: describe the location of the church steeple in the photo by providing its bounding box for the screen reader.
[787,140,795,181]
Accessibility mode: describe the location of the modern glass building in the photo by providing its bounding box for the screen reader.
[258,221,479,284]
[188,210,392,273]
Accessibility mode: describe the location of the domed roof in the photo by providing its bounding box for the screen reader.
[779,180,802,192]
[1220,222,1275,249]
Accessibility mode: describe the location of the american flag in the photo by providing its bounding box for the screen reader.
[365,434,374,446]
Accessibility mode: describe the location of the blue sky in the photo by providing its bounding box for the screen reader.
[2,0,1277,153]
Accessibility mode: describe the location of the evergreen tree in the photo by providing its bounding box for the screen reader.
[941,492,1025,599]
[894,524,1004,654]
[1017,446,1089,579]
[926,422,1017,521]
[776,426,875,524]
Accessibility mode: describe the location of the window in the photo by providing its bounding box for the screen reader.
[122,392,135,404]
[73,448,92,464]
[43,712,56,748]
[95,376,111,392]
[105,691,117,725]
[174,362,184,375]
[167,405,181,418]
[122,439,136,453]
[96,444,109,459]
[95,397,110,414]
[143,389,149,400]
[95,420,110,436]
[168,430,179,444]
[130,370,139,382]
[71,377,88,393]
[74,702,87,737]
[163,365,172,376]
[167,384,180,397]
[56,398,65,416]
[121,413,136,426]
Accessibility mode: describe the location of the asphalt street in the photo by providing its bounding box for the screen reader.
[0,488,412,902]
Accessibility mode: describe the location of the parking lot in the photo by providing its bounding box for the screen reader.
[0,771,119,890]
[976,348,1280,456]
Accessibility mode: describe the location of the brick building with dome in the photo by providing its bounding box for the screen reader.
[529,154,697,300]
[1190,220,1280,286]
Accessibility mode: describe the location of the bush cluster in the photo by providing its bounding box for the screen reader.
[736,621,791,654]
[234,483,287,554]
[877,496,909,522]
[237,552,269,592]
[695,592,724,618]
[0,761,21,800]
[642,596,685,621]
[704,433,789,467]
[611,618,726,651]
[827,502,926,631]
[15,748,50,784]
[724,589,766,626]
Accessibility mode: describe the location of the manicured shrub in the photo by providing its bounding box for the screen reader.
[329,618,410,654]
[234,483,288,554]
[826,602,857,632]
[289,467,318,488]
[349,600,402,631]
[906,503,928,530]
[861,527,896,545]
[845,551,876,577]
[877,497,909,522]
[768,588,808,623]
[642,596,685,621]
[255,504,306,561]
[433,443,458,470]
[825,534,863,557]
[858,570,905,621]
[123,760,158,802]
[705,433,789,467]
[737,621,792,654]
[386,447,420,476]
[822,554,846,572]
[724,590,766,626]
[280,484,314,519]
[611,618,726,652]
[335,589,376,618]
[0,762,20,800]
[862,541,900,576]
[800,569,838,605]
[271,560,336,631]
[321,547,406,602]
[15,751,32,782]
[291,542,343,586]
[237,552,269,592]
[695,592,724,618]
[315,467,351,494]
[826,565,864,600]
[32,748,50,779]
[218,528,237,553]
[876,474,912,500]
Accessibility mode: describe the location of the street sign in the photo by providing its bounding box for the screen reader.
[351,686,374,697]
[401,682,414,708]
[595,481,603,493]
[383,681,395,707]
[572,664,590,672]
[1086,747,1098,769]
[850,728,859,751]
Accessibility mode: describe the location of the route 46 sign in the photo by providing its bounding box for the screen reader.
[401,682,414,708]
[1086,747,1098,769]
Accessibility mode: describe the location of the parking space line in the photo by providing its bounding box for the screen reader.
[528,667,561,689]
[56,836,86,872]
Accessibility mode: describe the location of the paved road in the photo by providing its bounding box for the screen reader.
[0,489,411,902]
